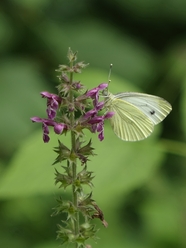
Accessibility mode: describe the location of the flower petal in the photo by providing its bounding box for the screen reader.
[98,83,108,90]
[98,131,104,141]
[31,117,43,122]
[104,111,115,119]
[54,123,66,134]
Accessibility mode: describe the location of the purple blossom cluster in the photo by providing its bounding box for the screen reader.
[31,83,114,142]
[41,92,62,119]
[31,92,67,142]
[30,117,67,143]
[82,83,114,141]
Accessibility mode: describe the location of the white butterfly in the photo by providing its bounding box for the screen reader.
[104,91,172,141]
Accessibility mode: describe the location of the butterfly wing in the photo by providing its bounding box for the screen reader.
[115,92,172,125]
[106,94,154,141]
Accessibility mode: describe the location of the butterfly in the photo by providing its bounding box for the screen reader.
[104,91,172,141]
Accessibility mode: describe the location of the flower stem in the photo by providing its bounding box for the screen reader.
[69,63,79,245]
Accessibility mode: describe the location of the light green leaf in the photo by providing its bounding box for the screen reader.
[0,58,50,153]
[0,68,167,201]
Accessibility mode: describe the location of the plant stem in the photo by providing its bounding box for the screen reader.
[69,63,79,245]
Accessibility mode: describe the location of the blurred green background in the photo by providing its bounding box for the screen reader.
[0,0,186,247]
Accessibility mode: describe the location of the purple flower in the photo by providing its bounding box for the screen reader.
[83,109,97,119]
[86,83,108,108]
[81,84,115,141]
[89,112,114,141]
[72,81,84,90]
[82,111,114,141]
[95,101,104,111]
[41,92,62,120]
[31,117,67,143]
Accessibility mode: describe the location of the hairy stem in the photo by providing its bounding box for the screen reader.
[69,62,79,245]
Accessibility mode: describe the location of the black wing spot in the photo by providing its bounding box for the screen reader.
[150,110,155,115]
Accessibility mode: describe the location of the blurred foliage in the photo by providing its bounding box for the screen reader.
[0,0,186,248]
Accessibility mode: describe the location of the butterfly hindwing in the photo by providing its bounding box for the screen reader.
[106,94,154,141]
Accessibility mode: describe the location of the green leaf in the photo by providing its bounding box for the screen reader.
[0,58,50,154]
[0,68,167,202]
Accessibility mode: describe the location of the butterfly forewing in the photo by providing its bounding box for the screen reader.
[114,92,172,125]
[105,92,172,141]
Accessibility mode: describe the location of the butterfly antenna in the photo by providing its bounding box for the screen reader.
[101,64,113,97]
[108,63,113,85]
